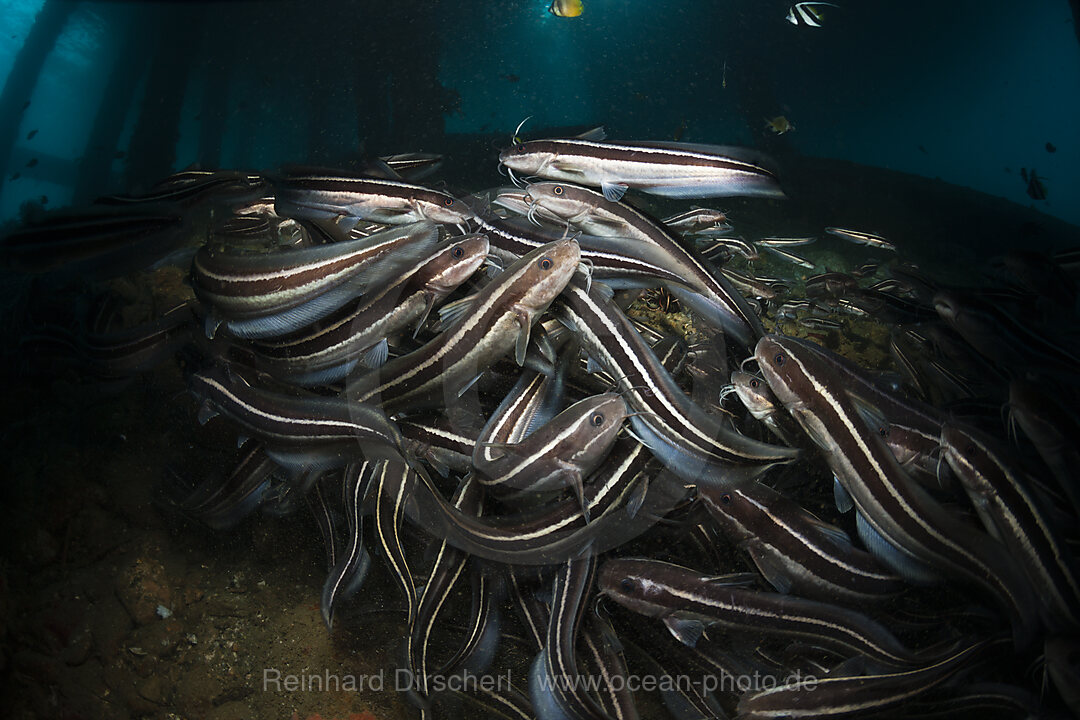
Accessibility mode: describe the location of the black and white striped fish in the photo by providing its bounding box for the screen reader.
[786,1,839,28]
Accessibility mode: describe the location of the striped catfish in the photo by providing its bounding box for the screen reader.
[901,682,1046,720]
[368,458,420,627]
[379,152,443,181]
[781,334,943,436]
[1009,379,1080,516]
[881,423,953,491]
[408,475,482,701]
[177,439,275,530]
[448,681,536,720]
[188,367,403,472]
[475,368,565,469]
[662,206,729,233]
[525,181,764,345]
[507,566,553,651]
[97,169,267,209]
[754,335,1040,649]
[473,393,628,511]
[700,482,904,604]
[621,635,727,720]
[192,220,439,338]
[469,206,693,291]
[730,369,802,447]
[248,233,489,385]
[736,640,995,720]
[556,277,797,488]
[64,300,196,385]
[399,414,480,477]
[825,226,896,251]
[320,463,372,630]
[306,473,343,571]
[599,558,930,668]
[530,556,610,720]
[273,173,474,227]
[934,290,1080,376]
[344,237,580,415]
[580,613,639,720]
[0,208,187,277]
[440,565,503,678]
[942,423,1080,632]
[759,243,816,269]
[405,439,678,565]
[500,136,784,200]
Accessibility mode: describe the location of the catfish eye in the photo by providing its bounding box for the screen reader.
[443,197,454,207]
[515,142,526,154]
[452,246,465,259]
[619,578,636,594]
[553,185,564,195]
[749,379,759,389]
[720,492,732,505]
[774,353,785,366]
[590,412,605,426]
[878,426,888,437]
[538,256,554,270]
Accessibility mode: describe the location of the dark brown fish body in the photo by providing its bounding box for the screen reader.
[755,335,1039,649]
[345,238,580,415]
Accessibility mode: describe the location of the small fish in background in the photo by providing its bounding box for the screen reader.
[549,0,583,18]
[501,73,520,83]
[786,2,839,27]
[765,116,794,135]
[1046,142,1057,153]
[1023,168,1048,200]
[722,59,728,89]
[26,129,37,140]
[918,144,928,154]
[115,150,126,160]
[25,158,37,168]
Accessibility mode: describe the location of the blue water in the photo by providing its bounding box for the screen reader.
[0,0,1078,225]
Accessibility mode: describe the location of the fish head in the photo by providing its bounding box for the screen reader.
[421,233,490,296]
[731,370,777,420]
[597,559,674,617]
[564,393,628,469]
[526,181,598,221]
[699,486,757,542]
[940,424,998,490]
[420,194,476,226]
[754,334,827,415]
[499,141,555,177]
[511,237,581,317]
[490,187,533,215]
[940,424,973,461]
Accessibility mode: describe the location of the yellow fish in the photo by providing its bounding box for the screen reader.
[765,116,794,135]
[549,0,583,18]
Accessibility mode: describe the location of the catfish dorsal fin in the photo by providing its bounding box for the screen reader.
[574,126,607,142]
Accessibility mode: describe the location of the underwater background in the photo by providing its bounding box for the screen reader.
[0,0,1078,225]
[1,2,1080,720]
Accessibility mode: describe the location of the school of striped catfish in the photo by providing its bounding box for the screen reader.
[3,126,1079,719]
